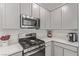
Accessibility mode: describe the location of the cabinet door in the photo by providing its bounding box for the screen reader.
[45,10,51,29]
[77,48,79,56]
[32,3,40,18]
[51,8,62,29]
[40,7,46,29]
[64,49,77,56]
[20,3,32,16]
[0,3,3,29]
[62,4,78,29]
[45,42,52,56]
[3,3,20,29]
[78,4,79,32]
[54,45,63,56]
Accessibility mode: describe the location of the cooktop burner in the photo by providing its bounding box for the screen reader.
[19,37,45,49]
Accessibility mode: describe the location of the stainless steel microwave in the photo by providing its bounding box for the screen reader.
[20,14,40,29]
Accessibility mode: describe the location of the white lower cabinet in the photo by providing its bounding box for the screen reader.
[78,48,79,56]
[54,45,63,56]
[53,42,78,56]
[45,42,52,56]
[64,49,77,56]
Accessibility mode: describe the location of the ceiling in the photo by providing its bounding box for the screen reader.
[38,3,64,11]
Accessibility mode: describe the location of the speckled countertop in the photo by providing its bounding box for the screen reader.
[0,43,23,56]
[0,37,78,56]
[41,37,78,47]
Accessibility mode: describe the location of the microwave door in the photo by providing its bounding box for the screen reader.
[20,14,40,29]
[21,19,36,29]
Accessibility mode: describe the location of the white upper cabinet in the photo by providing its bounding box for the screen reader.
[32,3,40,18]
[3,3,20,29]
[40,7,46,29]
[78,4,79,31]
[45,10,51,29]
[0,4,3,29]
[20,3,32,16]
[62,4,78,29]
[40,6,51,29]
[51,8,62,29]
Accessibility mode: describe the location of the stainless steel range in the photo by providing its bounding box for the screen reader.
[19,33,45,56]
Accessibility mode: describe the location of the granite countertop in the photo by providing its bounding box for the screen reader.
[42,37,78,47]
[0,43,23,56]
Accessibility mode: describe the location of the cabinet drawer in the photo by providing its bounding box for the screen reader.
[54,42,77,52]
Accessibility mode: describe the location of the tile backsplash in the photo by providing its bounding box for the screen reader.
[0,29,47,45]
[52,30,78,39]
[0,29,78,46]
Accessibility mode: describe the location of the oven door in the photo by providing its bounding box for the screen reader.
[22,46,45,56]
[30,48,45,56]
